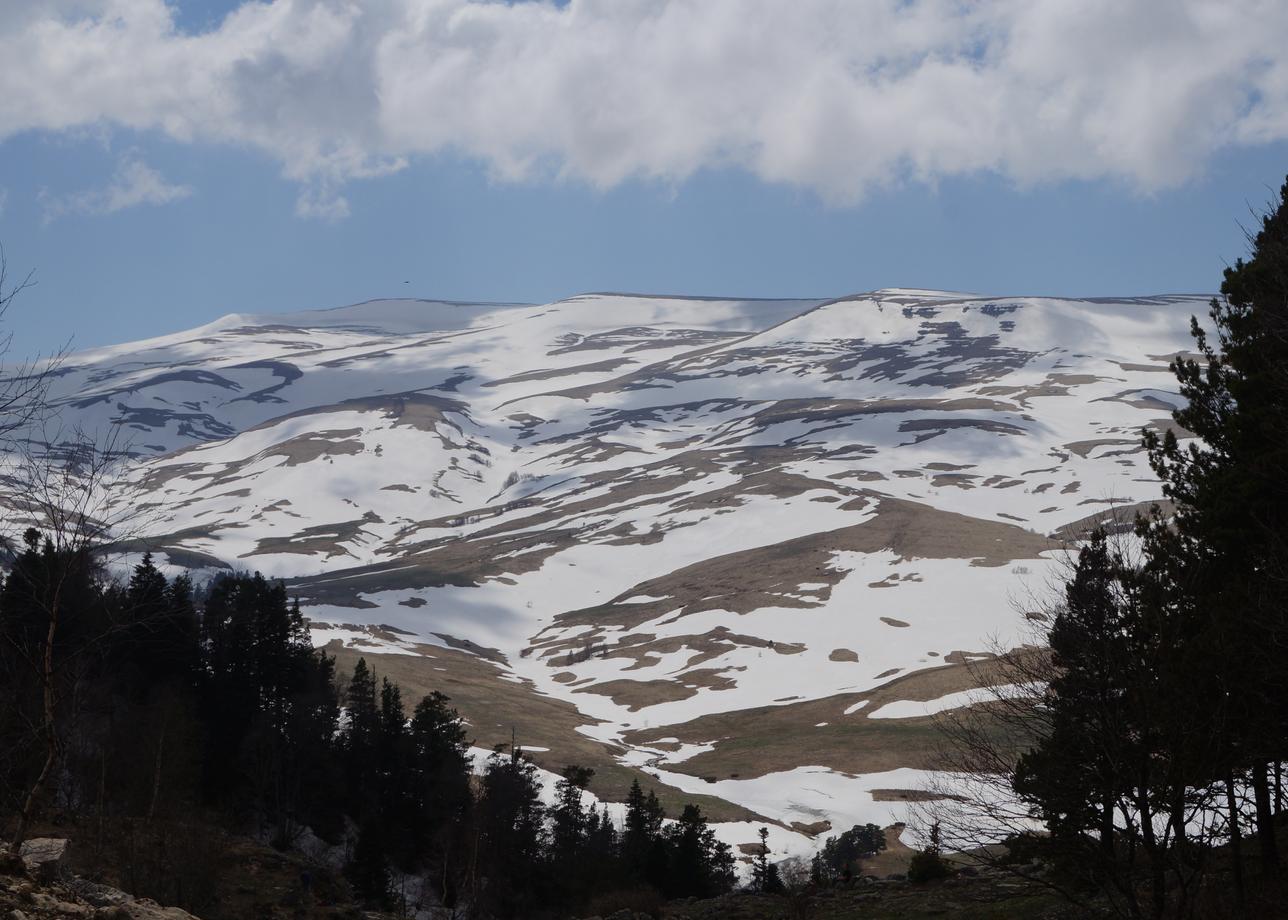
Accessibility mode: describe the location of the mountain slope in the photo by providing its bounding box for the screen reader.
[25,289,1203,857]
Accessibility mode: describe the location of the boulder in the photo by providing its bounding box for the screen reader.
[17,840,67,884]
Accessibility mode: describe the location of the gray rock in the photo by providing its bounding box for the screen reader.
[64,877,132,908]
[18,839,67,884]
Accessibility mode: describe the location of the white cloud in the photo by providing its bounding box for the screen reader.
[3,0,1286,218]
[294,182,349,222]
[40,153,192,222]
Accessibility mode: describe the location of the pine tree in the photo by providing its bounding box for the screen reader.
[751,827,782,893]
[663,804,736,899]
[121,553,198,693]
[810,823,886,884]
[407,691,471,857]
[475,749,547,915]
[1010,528,1195,913]
[1144,176,1288,876]
[551,765,594,864]
[622,778,667,888]
[1015,530,1133,855]
[346,819,391,907]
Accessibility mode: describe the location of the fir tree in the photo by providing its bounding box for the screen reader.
[622,778,667,888]
[663,804,736,899]
[751,827,782,893]
[1015,530,1132,855]
[346,819,392,907]
[1144,176,1288,877]
[475,749,547,915]
[407,691,472,857]
[551,764,594,864]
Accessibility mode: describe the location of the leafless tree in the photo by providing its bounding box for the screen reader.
[3,424,145,857]
[0,247,65,443]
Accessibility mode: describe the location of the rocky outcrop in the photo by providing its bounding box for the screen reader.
[1,846,202,920]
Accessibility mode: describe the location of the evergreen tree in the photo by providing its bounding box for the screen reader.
[374,677,415,867]
[197,572,338,830]
[1012,529,1195,915]
[663,804,736,899]
[751,827,782,893]
[551,765,594,864]
[622,778,666,886]
[407,690,472,867]
[120,553,198,694]
[341,657,380,809]
[1015,530,1133,855]
[346,819,392,907]
[475,749,547,915]
[1143,177,1288,878]
[810,823,886,884]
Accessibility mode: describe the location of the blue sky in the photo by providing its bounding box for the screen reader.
[1,0,1286,356]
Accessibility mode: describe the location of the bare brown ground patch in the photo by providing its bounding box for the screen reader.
[575,678,698,710]
[539,626,803,673]
[829,648,859,662]
[290,524,575,606]
[792,819,832,836]
[323,641,755,822]
[622,656,1032,781]
[305,393,464,433]
[1063,437,1139,458]
[243,511,383,560]
[259,429,365,466]
[575,667,740,711]
[747,397,1018,429]
[1112,361,1176,373]
[545,497,1059,645]
[930,473,977,489]
[869,789,966,803]
[863,825,916,878]
[483,357,634,387]
[144,428,367,495]
[1050,499,1173,541]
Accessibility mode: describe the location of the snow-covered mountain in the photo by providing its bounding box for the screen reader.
[26,290,1203,858]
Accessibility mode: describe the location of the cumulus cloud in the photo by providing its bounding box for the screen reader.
[40,153,192,222]
[3,0,1286,218]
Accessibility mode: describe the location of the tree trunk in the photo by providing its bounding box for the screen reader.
[1138,787,1165,920]
[147,720,167,822]
[9,583,61,856]
[1171,786,1187,854]
[1253,761,1280,876]
[1100,789,1116,863]
[1227,771,1246,915]
[97,753,106,861]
